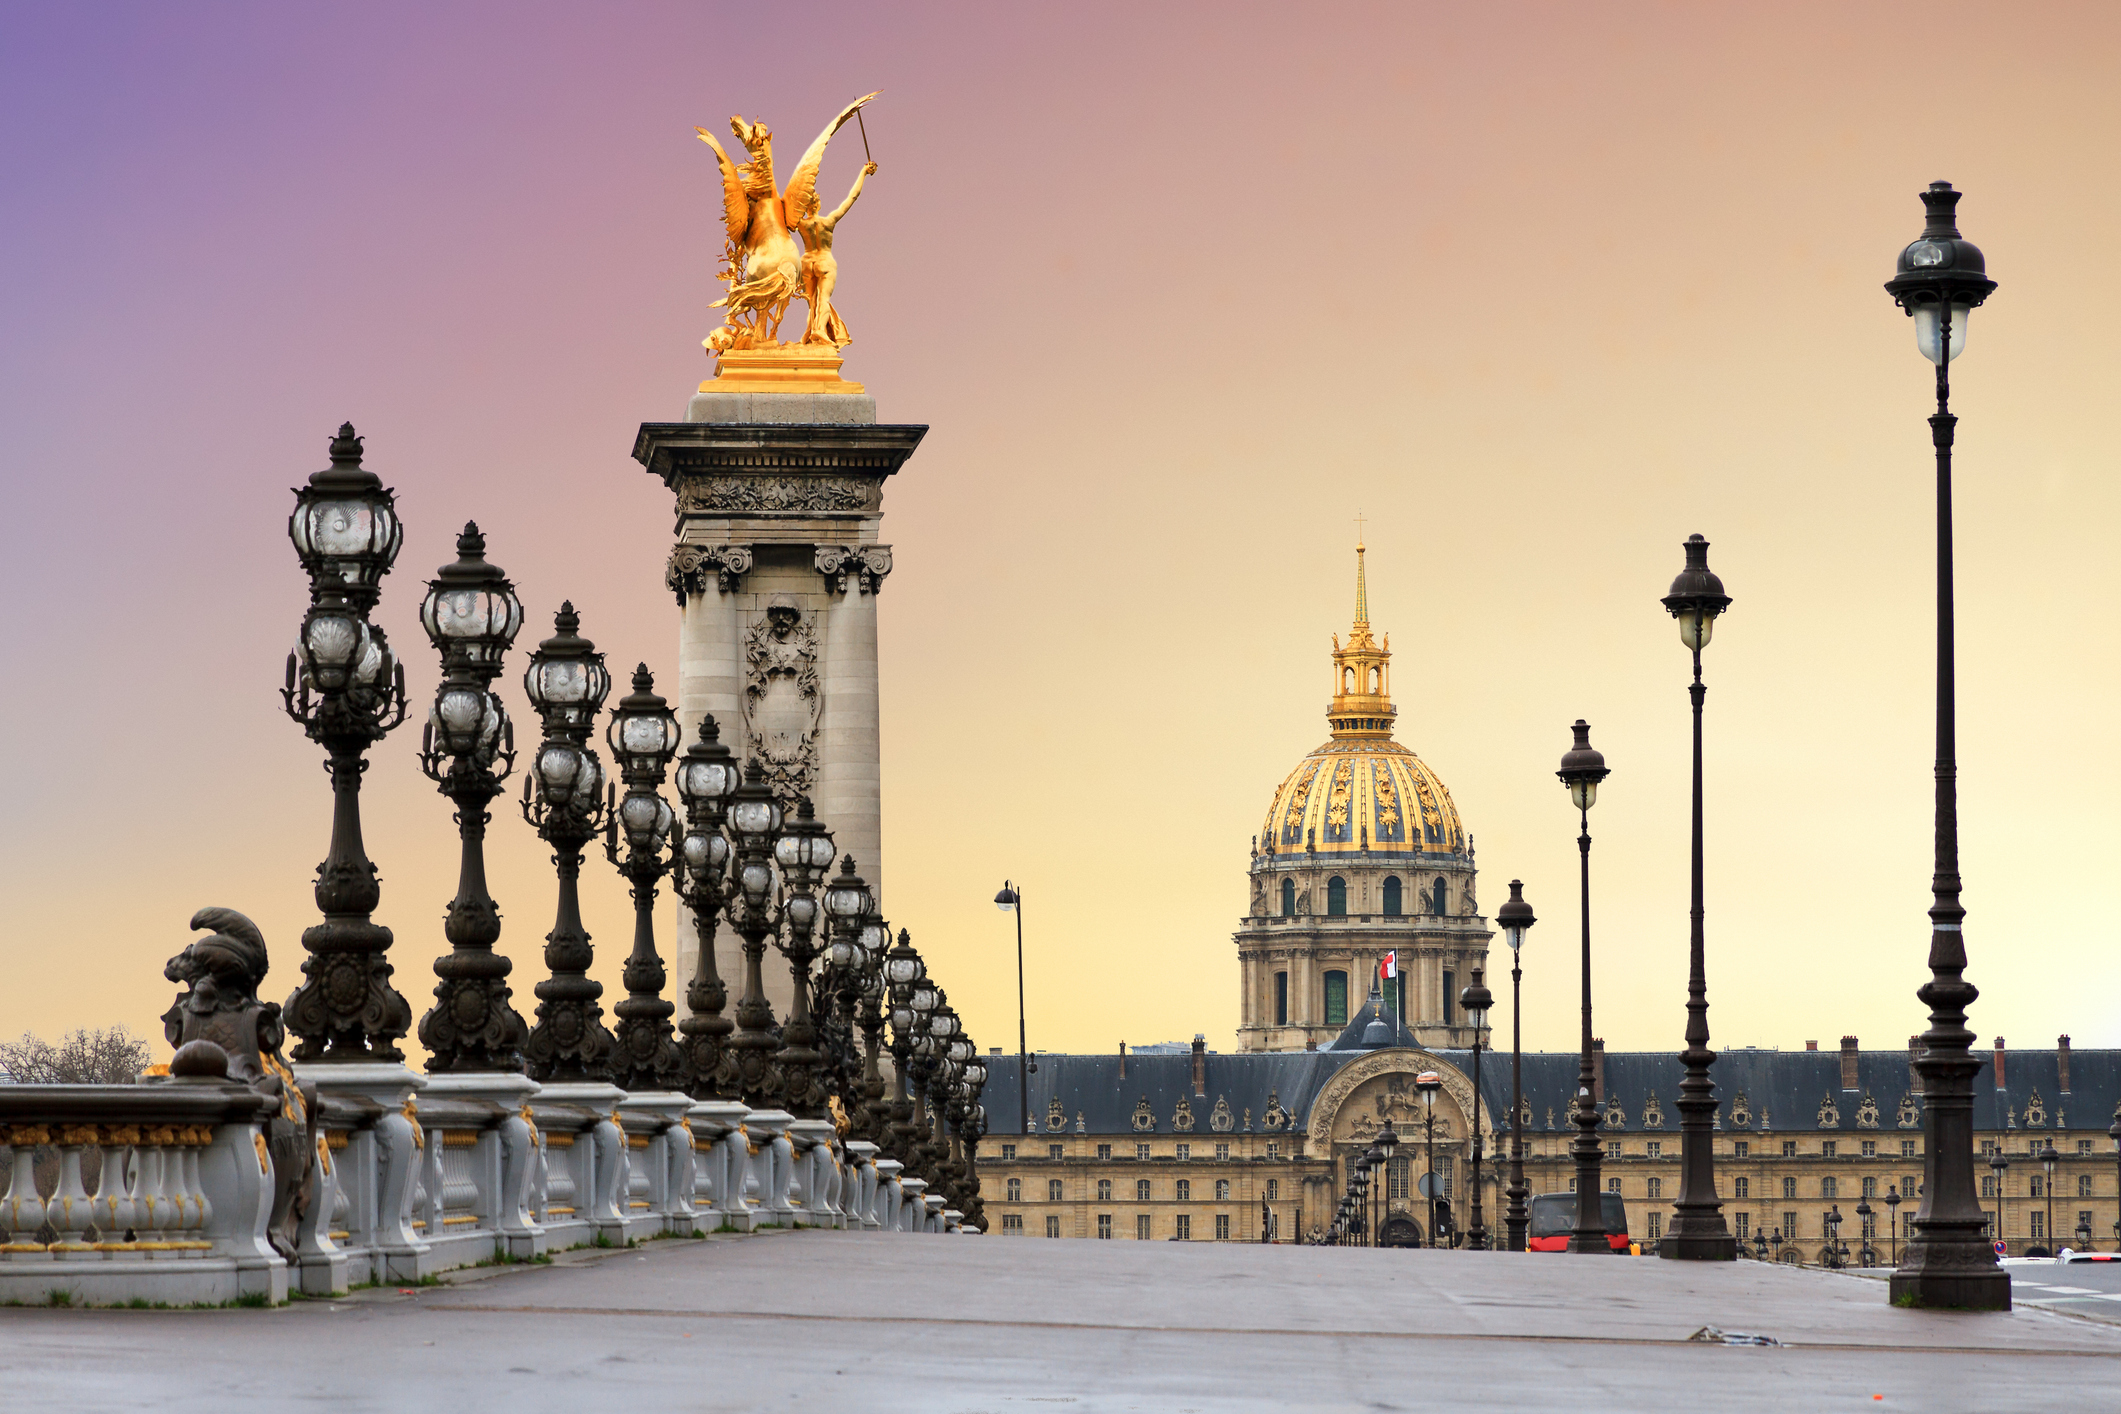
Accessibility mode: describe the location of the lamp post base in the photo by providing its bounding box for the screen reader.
[1657,1229,1737,1261]
[1888,1267,2011,1311]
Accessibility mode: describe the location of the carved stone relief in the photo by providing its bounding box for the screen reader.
[1209,1096,1234,1133]
[1641,1092,1665,1130]
[742,597,821,804]
[2024,1089,2048,1128]
[679,476,874,514]
[1730,1091,1752,1128]
[1896,1091,1920,1128]
[1816,1094,1841,1129]
[1261,1091,1288,1131]
[1046,1096,1066,1133]
[1131,1096,1156,1132]
[1855,1092,1881,1129]
[815,543,893,595]
[665,542,754,602]
[1173,1096,1197,1133]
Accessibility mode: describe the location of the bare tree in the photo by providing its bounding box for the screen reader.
[0,1026,151,1084]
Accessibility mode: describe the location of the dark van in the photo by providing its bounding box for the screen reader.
[1526,1192,1632,1253]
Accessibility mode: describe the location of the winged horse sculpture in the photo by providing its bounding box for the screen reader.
[697,93,879,352]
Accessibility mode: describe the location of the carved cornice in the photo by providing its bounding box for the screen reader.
[634,422,928,492]
[665,543,754,602]
[815,544,893,595]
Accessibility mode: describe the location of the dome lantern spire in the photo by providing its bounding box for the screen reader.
[1329,540,1394,739]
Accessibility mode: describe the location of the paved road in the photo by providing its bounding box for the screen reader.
[2001,1257,2121,1323]
[3,1235,2118,1412]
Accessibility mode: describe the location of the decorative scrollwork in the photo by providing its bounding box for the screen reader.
[1261,1090,1288,1131]
[1209,1096,1234,1133]
[1131,1096,1156,1132]
[678,476,873,514]
[1729,1091,1752,1128]
[1173,1096,1197,1133]
[815,543,893,595]
[1046,1096,1066,1133]
[1855,1092,1881,1129]
[1603,1096,1627,1130]
[1896,1091,1920,1128]
[2023,1088,2048,1129]
[1640,1092,1665,1130]
[666,543,754,602]
[1816,1094,1841,1129]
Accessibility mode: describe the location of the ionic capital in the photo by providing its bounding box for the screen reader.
[815,544,893,595]
[666,543,755,602]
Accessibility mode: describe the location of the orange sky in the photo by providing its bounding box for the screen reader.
[3,1,2117,1065]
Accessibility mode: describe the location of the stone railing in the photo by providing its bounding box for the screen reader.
[2,1064,972,1305]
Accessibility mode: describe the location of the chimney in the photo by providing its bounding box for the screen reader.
[1908,1035,1924,1087]
[1305,1038,1318,1052]
[1805,1040,1818,1051]
[1118,1040,1127,1081]
[1840,1036,1860,1091]
[2059,1035,2073,1094]
[1591,1039,1605,1104]
[1992,1037,2006,1090]
[1191,1034,1207,1096]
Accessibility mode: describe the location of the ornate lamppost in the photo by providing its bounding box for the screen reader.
[604,666,686,1093]
[1824,1203,1845,1268]
[821,858,878,1131]
[281,423,412,1061]
[1988,1148,2009,1254]
[1661,535,1736,1260]
[882,930,926,1165]
[1499,880,1536,1251]
[673,715,741,1099]
[771,798,840,1119]
[415,523,527,1072]
[1883,179,2008,1312]
[1376,1120,1400,1246]
[1415,1070,1442,1248]
[1885,1185,1903,1265]
[1856,1195,1876,1268]
[1459,970,1493,1250]
[1556,719,1612,1254]
[723,762,787,1108]
[994,882,1030,1140]
[856,912,894,1140]
[519,603,615,1084]
[2040,1141,2059,1255]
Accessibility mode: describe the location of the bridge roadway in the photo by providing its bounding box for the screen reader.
[4,1232,2118,1411]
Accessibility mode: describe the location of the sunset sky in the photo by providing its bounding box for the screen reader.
[3,1,2117,1067]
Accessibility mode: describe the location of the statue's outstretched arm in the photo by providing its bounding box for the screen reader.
[820,164,874,230]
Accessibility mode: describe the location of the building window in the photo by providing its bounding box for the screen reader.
[1097,1214,1112,1239]
[1568,1178,1577,1193]
[1981,1174,1997,1199]
[1274,972,1289,1026]
[1327,876,1348,916]
[1782,1177,1797,1200]
[1821,1142,1837,1159]
[1266,1143,1280,1160]
[1215,1144,1229,1160]
[1097,1180,1112,1202]
[1904,1140,1918,1158]
[1861,1176,1877,1199]
[2081,1175,2095,1198]
[1646,1142,1661,1159]
[1137,1179,1151,1201]
[1002,1214,1024,1234]
[1822,1177,1838,1199]
[1904,1176,1918,1200]
[1215,1214,1231,1241]
[1176,1143,1191,1161]
[1734,1212,1749,1241]
[1049,1144,1064,1160]
[1045,1216,1061,1238]
[2031,1211,2046,1242]
[1136,1143,1151,1161]
[1442,969,1456,1027]
[1097,1144,1112,1160]
[1647,1178,1662,1199]
[1860,1211,1876,1239]
[1266,1179,1279,1201]
[1782,1141,1798,1157]
[1388,1158,1409,1200]
[1734,1177,1749,1199]
[1281,878,1296,917]
[2080,1140,2096,1156]
[1647,1212,1662,1241]
[1431,877,1448,915]
[2031,1177,2045,1199]
[1007,1178,1022,1202]
[1734,1141,1749,1158]
[1861,1141,1877,1158]
[1382,876,1402,915]
[1981,1139,1997,1156]
[1783,1211,1798,1240]
[1215,1180,1231,1201]
[1001,1145,1017,1161]
[1176,1180,1191,1201]
[1606,1141,1621,1160]
[1136,1215,1151,1240]
[1175,1215,1192,1240]
[1049,1179,1064,1202]
[1608,1178,1622,1194]
[1324,972,1349,1027]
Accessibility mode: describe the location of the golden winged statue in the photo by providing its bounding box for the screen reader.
[696,93,879,357]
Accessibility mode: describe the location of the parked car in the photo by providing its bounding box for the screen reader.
[1527,1192,1633,1253]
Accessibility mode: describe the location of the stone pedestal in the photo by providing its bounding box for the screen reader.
[636,399,925,1024]
[296,1062,429,1282]
[536,1082,627,1243]
[843,1139,881,1230]
[740,1109,798,1223]
[785,1117,839,1228]
[617,1091,698,1237]
[687,1099,755,1232]
[422,1072,545,1259]
[872,1157,905,1231]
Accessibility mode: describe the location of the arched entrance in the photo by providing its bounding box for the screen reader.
[1378,1215,1422,1248]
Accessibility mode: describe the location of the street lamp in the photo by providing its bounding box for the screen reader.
[1824,1204,1844,1269]
[1752,1227,1769,1261]
[1415,1070,1442,1248]
[2077,1216,2093,1255]
[415,522,527,1073]
[1856,1196,1875,1268]
[882,930,926,1166]
[280,423,412,1061]
[995,882,1029,1137]
[519,603,616,1085]
[723,761,787,1107]
[2041,1141,2059,1256]
[603,665,685,1093]
[1769,1228,1784,1263]
[770,796,839,1118]
[1460,970,1493,1251]
[1498,880,1536,1251]
[1556,720,1611,1254]
[1661,535,1736,1262]
[1884,1185,1903,1266]
[1989,1148,2010,1255]
[673,715,741,1098]
[1883,180,2008,1313]
[1377,1120,1400,1247]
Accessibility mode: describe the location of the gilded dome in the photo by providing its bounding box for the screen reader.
[1258,544,1465,856]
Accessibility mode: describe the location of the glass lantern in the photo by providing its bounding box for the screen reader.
[606,665,681,781]
[289,425,402,600]
[419,523,523,673]
[522,603,611,733]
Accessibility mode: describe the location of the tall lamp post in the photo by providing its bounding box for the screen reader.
[1416,1070,1442,1248]
[1856,1196,1876,1268]
[1498,880,1536,1251]
[604,666,686,1093]
[1556,720,1612,1254]
[673,715,741,1099]
[1884,1185,1903,1266]
[1661,536,1736,1260]
[994,882,1029,1137]
[1460,970,1494,1250]
[1883,180,2008,1312]
[1377,1120,1400,1246]
[520,604,615,1084]
[415,522,527,1072]
[771,798,839,1118]
[281,423,412,1061]
[723,763,788,1108]
[1989,1149,2010,1255]
[2040,1142,2059,1255]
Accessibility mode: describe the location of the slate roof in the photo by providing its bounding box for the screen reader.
[984,1044,2121,1140]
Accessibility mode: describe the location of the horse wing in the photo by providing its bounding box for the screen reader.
[695,128,750,244]
[782,91,879,234]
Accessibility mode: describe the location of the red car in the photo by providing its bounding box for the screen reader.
[1526,1192,1632,1253]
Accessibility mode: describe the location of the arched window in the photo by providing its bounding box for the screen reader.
[1327,876,1347,916]
[1382,876,1402,916]
[1323,971,1349,1026]
[1280,878,1295,917]
[1368,667,1381,693]
[1431,877,1448,915]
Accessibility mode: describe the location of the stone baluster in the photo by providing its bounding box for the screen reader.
[176,1128,213,1253]
[134,1129,174,1252]
[94,1127,141,1251]
[372,1102,428,1281]
[293,1130,346,1293]
[48,1126,98,1253]
[896,1176,927,1233]
[1,1127,49,1256]
[843,1140,880,1230]
[589,1110,627,1239]
[496,1105,542,1258]
[872,1157,903,1230]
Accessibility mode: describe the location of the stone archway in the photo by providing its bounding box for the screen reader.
[1378,1215,1422,1248]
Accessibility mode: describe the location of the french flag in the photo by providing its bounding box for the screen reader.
[1378,951,1397,981]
